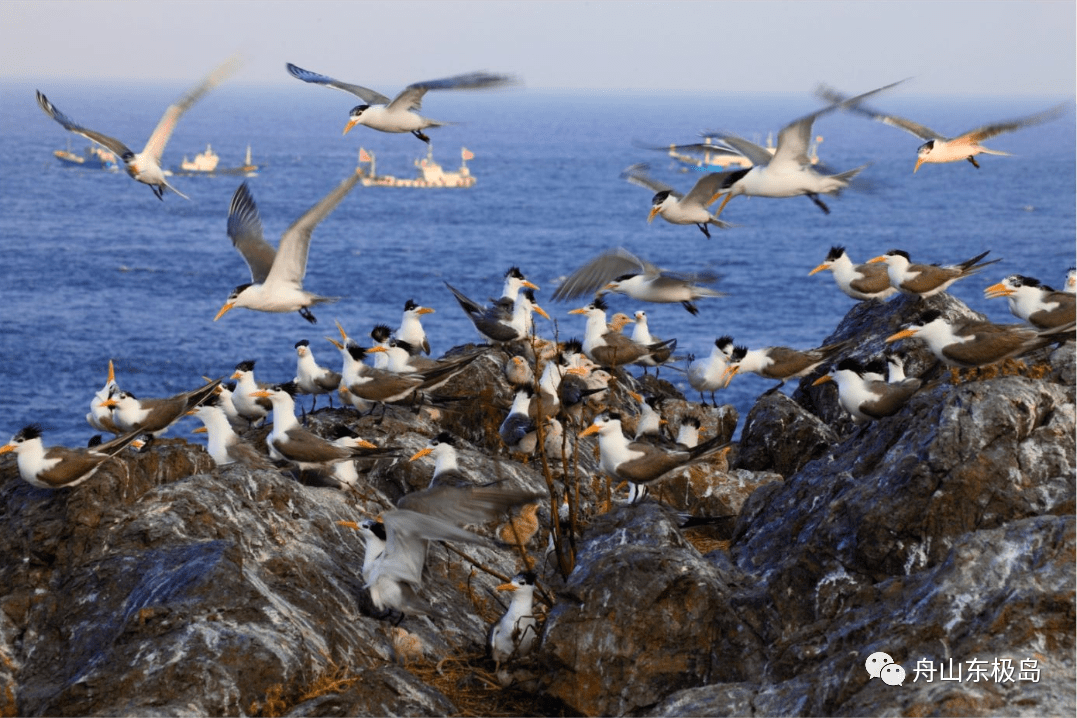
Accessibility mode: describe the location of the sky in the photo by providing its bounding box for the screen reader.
[0,1,1073,96]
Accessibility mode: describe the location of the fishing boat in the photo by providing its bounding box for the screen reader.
[171,144,259,176]
[355,145,476,188]
[52,140,118,170]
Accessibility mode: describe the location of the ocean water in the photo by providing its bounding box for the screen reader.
[1,81,1073,447]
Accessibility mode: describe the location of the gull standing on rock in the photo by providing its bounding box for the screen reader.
[215,172,361,324]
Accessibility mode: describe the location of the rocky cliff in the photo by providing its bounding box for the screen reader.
[1,294,1073,717]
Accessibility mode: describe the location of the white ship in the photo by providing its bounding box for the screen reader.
[356,145,476,188]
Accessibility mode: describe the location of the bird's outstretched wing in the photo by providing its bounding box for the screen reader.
[958,103,1067,144]
[227,183,276,284]
[271,170,362,286]
[36,91,132,157]
[143,56,240,163]
[551,248,650,301]
[814,82,941,140]
[286,63,392,105]
[389,71,517,113]
[621,163,681,198]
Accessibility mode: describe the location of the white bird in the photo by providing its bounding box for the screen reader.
[36,57,238,200]
[706,81,905,218]
[101,379,221,438]
[722,340,851,394]
[1065,268,1076,294]
[809,246,897,301]
[675,417,701,449]
[293,339,342,412]
[630,310,675,374]
[816,85,1066,172]
[1,424,145,489]
[286,63,516,143]
[397,299,435,355]
[500,387,538,454]
[188,396,272,468]
[86,360,120,434]
[569,297,676,368]
[886,310,1073,368]
[489,571,540,672]
[229,360,272,427]
[869,249,999,299]
[621,163,732,238]
[984,275,1076,330]
[551,247,725,314]
[215,173,360,324]
[813,358,921,424]
[687,336,735,405]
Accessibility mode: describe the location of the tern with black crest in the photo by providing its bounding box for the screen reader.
[809,246,897,301]
[1,424,146,489]
[621,163,732,238]
[36,57,238,199]
[816,84,1065,172]
[101,379,222,438]
[215,172,360,324]
[984,275,1076,330]
[722,340,851,394]
[286,63,516,143]
[813,358,922,424]
[707,80,905,218]
[397,300,435,355]
[869,249,999,299]
[570,297,676,368]
[551,247,724,314]
[687,336,735,405]
[489,571,540,673]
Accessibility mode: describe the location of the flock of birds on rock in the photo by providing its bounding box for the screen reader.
[4,57,1074,675]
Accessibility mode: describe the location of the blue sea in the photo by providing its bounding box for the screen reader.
[1,81,1074,447]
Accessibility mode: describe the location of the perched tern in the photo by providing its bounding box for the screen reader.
[408,432,468,487]
[869,249,1000,299]
[1,424,145,489]
[500,387,538,454]
[215,174,359,324]
[188,396,273,468]
[816,85,1066,172]
[550,247,725,314]
[250,382,389,472]
[632,394,665,441]
[621,163,732,238]
[569,297,676,368]
[579,413,730,502]
[675,416,701,449]
[230,360,272,427]
[286,63,515,143]
[722,340,850,394]
[813,358,922,424]
[86,360,120,434]
[885,310,1073,368]
[630,310,674,373]
[489,571,540,672]
[329,342,475,409]
[397,299,435,355]
[687,337,735,405]
[984,275,1076,330]
[1066,268,1076,294]
[35,58,238,199]
[101,379,222,438]
[368,324,394,369]
[706,81,905,217]
[445,284,549,344]
[809,246,897,301]
[293,339,342,411]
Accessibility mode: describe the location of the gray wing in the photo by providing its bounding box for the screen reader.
[704,134,772,166]
[36,91,132,157]
[771,80,911,167]
[227,183,276,284]
[551,248,650,301]
[638,140,749,161]
[960,103,1067,144]
[683,171,739,206]
[268,170,362,286]
[815,83,940,140]
[398,484,544,526]
[143,56,239,163]
[621,163,681,198]
[380,510,492,585]
[389,71,516,113]
[286,63,392,104]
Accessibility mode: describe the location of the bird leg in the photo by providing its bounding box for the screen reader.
[152,184,165,201]
[299,307,318,324]
[681,301,700,316]
[696,223,712,239]
[412,130,431,143]
[966,156,980,169]
[806,193,831,215]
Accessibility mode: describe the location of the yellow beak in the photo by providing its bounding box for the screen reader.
[885,328,919,343]
[913,157,924,173]
[812,375,834,387]
[809,263,831,276]
[213,302,235,321]
[983,282,1013,299]
[409,447,433,462]
[647,206,660,223]
[343,118,360,135]
[578,424,601,438]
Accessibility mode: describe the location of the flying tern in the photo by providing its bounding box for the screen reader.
[286,63,516,143]
[621,163,732,238]
[215,174,359,324]
[706,81,906,218]
[551,247,725,314]
[816,85,1066,172]
[36,57,238,199]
